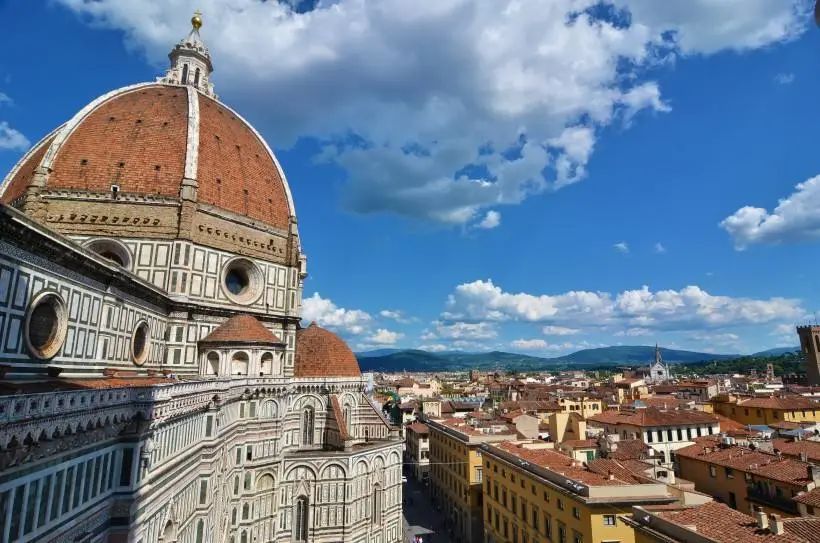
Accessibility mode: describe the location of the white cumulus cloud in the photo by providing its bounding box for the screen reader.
[511,338,548,350]
[476,210,501,230]
[301,293,372,335]
[443,279,804,331]
[542,325,580,336]
[55,0,807,226]
[366,328,404,345]
[0,121,29,151]
[721,175,820,249]
[614,241,630,254]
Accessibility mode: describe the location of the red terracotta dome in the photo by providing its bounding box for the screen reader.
[294,322,362,378]
[0,82,294,231]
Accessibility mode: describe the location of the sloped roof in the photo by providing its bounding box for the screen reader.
[294,323,361,378]
[199,314,282,345]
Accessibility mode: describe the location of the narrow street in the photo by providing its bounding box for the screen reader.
[401,476,455,543]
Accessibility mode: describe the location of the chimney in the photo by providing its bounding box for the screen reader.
[754,507,768,530]
[769,514,785,535]
[810,464,820,485]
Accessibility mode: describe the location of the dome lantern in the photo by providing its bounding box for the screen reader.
[161,11,215,97]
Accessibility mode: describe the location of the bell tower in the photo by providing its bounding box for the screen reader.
[796,325,820,386]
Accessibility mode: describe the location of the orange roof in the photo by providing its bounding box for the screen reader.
[199,315,282,344]
[589,407,717,427]
[772,439,820,463]
[645,501,810,542]
[737,396,818,410]
[676,440,815,486]
[406,422,429,435]
[492,442,641,487]
[294,323,361,378]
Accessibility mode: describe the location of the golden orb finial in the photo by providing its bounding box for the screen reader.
[191,10,203,30]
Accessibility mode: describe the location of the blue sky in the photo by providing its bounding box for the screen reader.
[1,1,819,356]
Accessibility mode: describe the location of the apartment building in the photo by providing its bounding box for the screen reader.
[427,418,519,543]
[405,422,431,482]
[711,395,820,426]
[482,440,678,543]
[588,408,720,468]
[675,436,820,517]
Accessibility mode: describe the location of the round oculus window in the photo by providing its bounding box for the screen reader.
[131,320,150,366]
[25,292,68,360]
[221,258,263,304]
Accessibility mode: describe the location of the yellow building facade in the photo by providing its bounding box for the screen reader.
[711,395,819,426]
[482,441,676,543]
[427,418,518,543]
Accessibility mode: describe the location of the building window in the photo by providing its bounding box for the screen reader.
[195,520,204,543]
[199,479,208,504]
[646,431,653,443]
[557,498,564,511]
[676,428,683,440]
[372,484,382,525]
[603,515,616,526]
[475,467,483,482]
[572,507,580,520]
[709,466,716,477]
[131,320,150,365]
[181,63,189,84]
[302,407,315,445]
[25,291,68,359]
[294,496,309,541]
[725,468,734,479]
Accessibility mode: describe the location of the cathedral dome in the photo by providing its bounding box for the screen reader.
[294,322,362,378]
[0,16,295,235]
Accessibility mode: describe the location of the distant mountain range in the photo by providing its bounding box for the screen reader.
[355,345,752,372]
[751,347,799,357]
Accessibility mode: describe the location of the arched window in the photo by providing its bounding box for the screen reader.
[240,531,248,543]
[207,351,219,375]
[294,496,309,542]
[302,407,315,445]
[242,503,250,519]
[343,405,352,432]
[194,68,201,86]
[181,64,189,84]
[372,484,382,525]
[231,352,249,375]
[195,520,204,543]
[260,352,274,376]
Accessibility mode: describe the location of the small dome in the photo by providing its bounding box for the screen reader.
[294,323,361,378]
[199,314,282,345]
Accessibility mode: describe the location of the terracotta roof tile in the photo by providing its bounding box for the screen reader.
[406,422,429,435]
[738,396,819,410]
[294,323,361,378]
[199,314,282,344]
[793,488,820,508]
[330,395,350,441]
[648,501,811,542]
[589,407,717,427]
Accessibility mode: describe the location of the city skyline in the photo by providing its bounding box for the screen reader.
[1,1,819,355]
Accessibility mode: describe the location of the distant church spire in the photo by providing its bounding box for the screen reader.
[161,11,215,97]
[655,343,662,365]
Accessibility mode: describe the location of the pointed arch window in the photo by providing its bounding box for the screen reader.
[194,67,201,86]
[181,64,189,84]
[302,407,315,445]
[294,496,309,541]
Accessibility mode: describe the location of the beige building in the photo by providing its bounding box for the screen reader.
[405,422,431,482]
[427,417,518,543]
[483,440,678,543]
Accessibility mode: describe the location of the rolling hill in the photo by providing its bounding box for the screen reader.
[356,345,740,372]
